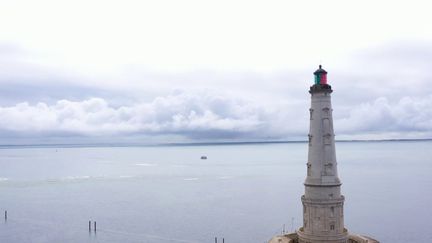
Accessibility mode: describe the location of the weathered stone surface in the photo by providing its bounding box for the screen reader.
[299,84,348,243]
[267,67,378,243]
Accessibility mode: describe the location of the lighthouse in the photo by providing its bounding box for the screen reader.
[268,66,378,243]
[297,65,347,243]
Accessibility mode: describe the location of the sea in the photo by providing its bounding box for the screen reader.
[0,140,431,243]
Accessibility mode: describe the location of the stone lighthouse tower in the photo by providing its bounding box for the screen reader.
[268,66,378,243]
[296,65,348,243]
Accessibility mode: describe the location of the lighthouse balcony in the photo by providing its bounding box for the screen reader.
[304,177,342,187]
[309,84,333,94]
[301,195,345,205]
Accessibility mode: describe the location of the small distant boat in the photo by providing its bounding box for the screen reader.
[200,156,207,160]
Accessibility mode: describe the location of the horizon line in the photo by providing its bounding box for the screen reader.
[0,138,430,149]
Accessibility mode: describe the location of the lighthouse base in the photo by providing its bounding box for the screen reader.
[268,231,379,243]
[297,227,348,243]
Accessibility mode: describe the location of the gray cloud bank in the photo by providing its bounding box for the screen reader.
[0,91,291,142]
[337,95,432,139]
[0,90,431,144]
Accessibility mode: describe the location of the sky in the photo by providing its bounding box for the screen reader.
[0,0,431,144]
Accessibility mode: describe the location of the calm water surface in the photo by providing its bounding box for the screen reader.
[0,141,431,242]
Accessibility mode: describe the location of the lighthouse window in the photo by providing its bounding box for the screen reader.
[322,107,330,116]
[331,207,335,217]
[325,163,333,175]
[307,163,311,176]
[330,224,335,230]
[308,134,313,146]
[323,118,331,135]
[309,108,314,120]
[324,133,331,145]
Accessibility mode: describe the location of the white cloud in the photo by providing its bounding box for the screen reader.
[0,90,431,142]
[0,91,287,140]
[336,95,432,138]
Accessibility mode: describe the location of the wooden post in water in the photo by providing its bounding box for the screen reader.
[215,237,217,243]
[4,211,7,221]
[94,221,97,232]
[89,221,91,231]
[223,238,224,243]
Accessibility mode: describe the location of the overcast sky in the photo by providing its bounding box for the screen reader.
[0,0,431,144]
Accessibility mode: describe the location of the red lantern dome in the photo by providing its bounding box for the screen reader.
[313,65,328,85]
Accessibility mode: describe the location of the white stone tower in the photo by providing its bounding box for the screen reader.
[296,65,348,243]
[267,66,378,243]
